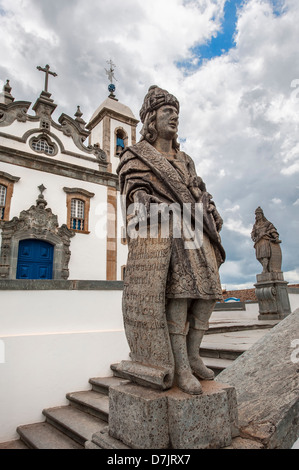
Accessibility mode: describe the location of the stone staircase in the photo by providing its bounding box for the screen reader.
[0,320,277,449]
[0,376,128,450]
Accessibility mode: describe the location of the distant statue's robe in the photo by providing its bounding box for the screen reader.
[251,219,282,272]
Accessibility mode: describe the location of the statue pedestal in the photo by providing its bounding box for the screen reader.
[255,272,291,320]
[90,380,239,449]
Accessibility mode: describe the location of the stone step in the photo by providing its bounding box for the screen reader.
[200,328,272,361]
[66,390,109,422]
[0,439,29,449]
[17,422,83,449]
[87,426,131,449]
[89,375,129,395]
[200,346,243,361]
[202,356,234,375]
[207,320,278,335]
[43,405,107,446]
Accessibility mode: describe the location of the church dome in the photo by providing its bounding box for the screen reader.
[87,97,137,129]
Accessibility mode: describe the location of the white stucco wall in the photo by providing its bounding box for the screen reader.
[0,288,129,443]
[290,292,299,312]
[89,119,103,149]
[117,192,128,279]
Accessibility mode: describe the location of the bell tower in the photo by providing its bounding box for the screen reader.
[86,62,138,280]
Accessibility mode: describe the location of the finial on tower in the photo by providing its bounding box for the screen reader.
[36,184,47,208]
[0,79,15,104]
[105,60,118,100]
[74,105,86,128]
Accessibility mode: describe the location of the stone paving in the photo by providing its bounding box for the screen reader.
[202,328,273,352]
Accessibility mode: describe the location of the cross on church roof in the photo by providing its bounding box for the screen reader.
[36,64,57,93]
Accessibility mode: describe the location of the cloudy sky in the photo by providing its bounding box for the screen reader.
[1,0,299,290]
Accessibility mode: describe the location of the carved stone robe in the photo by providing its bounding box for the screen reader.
[115,140,225,389]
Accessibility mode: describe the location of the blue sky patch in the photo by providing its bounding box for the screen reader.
[176,0,286,73]
[270,0,286,17]
[194,0,243,62]
[176,0,244,72]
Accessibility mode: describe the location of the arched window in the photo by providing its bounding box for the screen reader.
[115,128,127,156]
[0,184,7,220]
[32,138,55,155]
[71,198,85,231]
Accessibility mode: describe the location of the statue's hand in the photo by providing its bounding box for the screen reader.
[212,209,223,232]
[205,195,223,232]
[133,190,163,221]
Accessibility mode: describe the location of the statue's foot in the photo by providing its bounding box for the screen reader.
[189,357,215,380]
[175,369,202,395]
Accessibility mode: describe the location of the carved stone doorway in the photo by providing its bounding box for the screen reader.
[0,185,75,280]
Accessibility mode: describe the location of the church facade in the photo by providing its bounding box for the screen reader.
[0,74,138,282]
[0,70,137,442]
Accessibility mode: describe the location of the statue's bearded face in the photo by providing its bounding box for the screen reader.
[256,212,263,221]
[155,105,179,141]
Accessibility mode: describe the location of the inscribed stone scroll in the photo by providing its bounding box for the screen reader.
[116,234,175,389]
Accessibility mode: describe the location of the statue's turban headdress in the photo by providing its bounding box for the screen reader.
[255,207,264,215]
[139,85,180,123]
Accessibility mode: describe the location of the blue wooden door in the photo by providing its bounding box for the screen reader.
[16,239,54,280]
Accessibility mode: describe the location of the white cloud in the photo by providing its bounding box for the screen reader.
[219,260,243,278]
[224,204,240,213]
[281,161,299,175]
[222,281,256,291]
[225,218,252,237]
[284,268,299,284]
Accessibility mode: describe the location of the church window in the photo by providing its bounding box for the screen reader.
[32,138,54,155]
[63,187,95,234]
[0,172,20,221]
[0,185,7,220]
[115,128,127,156]
[30,135,57,156]
[71,198,85,231]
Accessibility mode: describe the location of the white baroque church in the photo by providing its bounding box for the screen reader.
[0,67,137,442]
